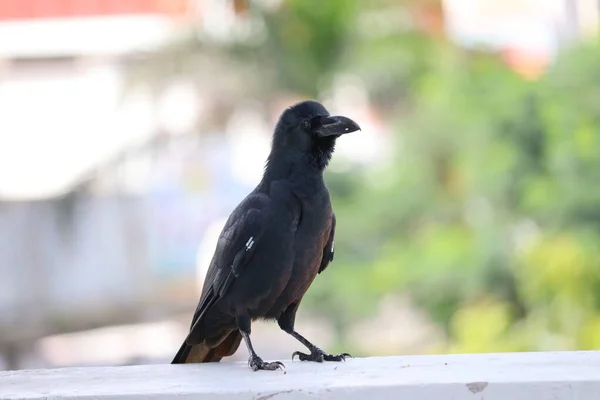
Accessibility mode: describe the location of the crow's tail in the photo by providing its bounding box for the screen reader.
[171,330,242,364]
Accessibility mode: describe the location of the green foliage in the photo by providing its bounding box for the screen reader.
[312,36,600,354]
[255,0,360,96]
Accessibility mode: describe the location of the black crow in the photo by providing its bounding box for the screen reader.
[172,100,360,371]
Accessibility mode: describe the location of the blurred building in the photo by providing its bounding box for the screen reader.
[0,0,243,370]
[0,0,193,200]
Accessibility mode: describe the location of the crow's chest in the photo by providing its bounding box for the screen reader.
[269,176,332,263]
[296,201,331,244]
[291,192,332,268]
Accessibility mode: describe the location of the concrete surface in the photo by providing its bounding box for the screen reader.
[1,351,599,399]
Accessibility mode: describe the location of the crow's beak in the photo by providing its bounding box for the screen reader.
[315,115,361,138]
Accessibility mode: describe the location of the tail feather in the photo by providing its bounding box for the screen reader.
[171,330,242,364]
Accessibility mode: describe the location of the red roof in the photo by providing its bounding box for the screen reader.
[0,0,191,21]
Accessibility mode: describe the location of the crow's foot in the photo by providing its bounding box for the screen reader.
[248,355,285,372]
[292,348,352,362]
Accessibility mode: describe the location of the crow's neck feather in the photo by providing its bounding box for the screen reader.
[262,139,336,183]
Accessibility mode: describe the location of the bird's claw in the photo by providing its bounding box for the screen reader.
[326,352,352,362]
[292,350,322,362]
[292,349,352,362]
[248,355,286,372]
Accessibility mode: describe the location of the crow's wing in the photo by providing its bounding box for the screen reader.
[185,194,269,345]
[318,213,336,274]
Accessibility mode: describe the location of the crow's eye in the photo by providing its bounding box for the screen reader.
[301,119,311,131]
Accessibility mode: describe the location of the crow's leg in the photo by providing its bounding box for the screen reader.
[278,303,352,362]
[237,314,285,371]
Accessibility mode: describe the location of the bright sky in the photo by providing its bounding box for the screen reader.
[442,0,567,53]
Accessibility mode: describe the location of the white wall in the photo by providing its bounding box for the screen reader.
[1,351,599,399]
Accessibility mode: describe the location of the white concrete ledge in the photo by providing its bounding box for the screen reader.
[1,351,599,399]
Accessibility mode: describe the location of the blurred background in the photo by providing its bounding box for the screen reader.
[1,0,600,371]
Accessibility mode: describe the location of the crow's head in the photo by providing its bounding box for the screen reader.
[270,100,360,170]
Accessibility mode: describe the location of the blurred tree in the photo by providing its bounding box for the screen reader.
[125,0,447,127]
[314,39,600,355]
[126,0,365,129]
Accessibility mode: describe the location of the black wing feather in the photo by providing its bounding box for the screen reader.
[185,194,268,344]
